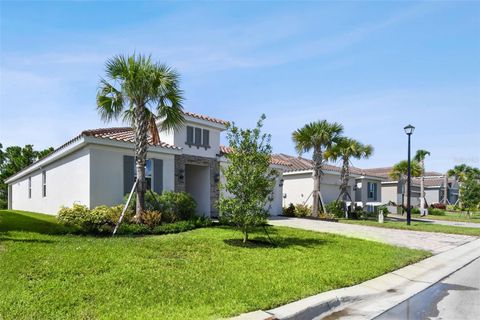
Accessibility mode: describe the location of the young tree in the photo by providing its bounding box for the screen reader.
[0,144,54,208]
[389,160,422,211]
[461,173,480,214]
[324,137,373,216]
[292,120,344,217]
[97,54,184,220]
[218,115,278,243]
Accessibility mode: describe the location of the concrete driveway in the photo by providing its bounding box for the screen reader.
[269,217,477,254]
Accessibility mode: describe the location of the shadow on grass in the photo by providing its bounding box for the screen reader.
[0,234,55,244]
[224,236,330,249]
[0,211,70,235]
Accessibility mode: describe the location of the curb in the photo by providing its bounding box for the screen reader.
[231,238,480,320]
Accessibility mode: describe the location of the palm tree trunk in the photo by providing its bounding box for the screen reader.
[312,147,323,217]
[134,103,148,220]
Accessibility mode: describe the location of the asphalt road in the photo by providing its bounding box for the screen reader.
[375,258,480,320]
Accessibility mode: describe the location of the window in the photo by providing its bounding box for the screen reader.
[28,177,32,199]
[133,159,152,190]
[368,182,377,200]
[186,126,194,144]
[194,127,202,145]
[42,171,46,197]
[203,129,210,146]
[185,126,210,148]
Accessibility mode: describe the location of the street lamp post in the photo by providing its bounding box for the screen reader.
[404,124,415,225]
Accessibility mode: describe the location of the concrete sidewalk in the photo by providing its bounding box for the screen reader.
[232,238,480,320]
[268,216,476,254]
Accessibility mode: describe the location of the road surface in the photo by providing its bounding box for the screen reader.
[375,258,480,320]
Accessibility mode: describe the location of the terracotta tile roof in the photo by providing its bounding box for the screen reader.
[363,167,450,181]
[81,127,180,149]
[183,111,229,125]
[273,154,371,175]
[219,145,291,166]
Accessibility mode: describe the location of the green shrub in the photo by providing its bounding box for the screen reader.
[376,205,389,217]
[325,200,344,218]
[429,208,446,216]
[116,217,212,236]
[283,203,296,217]
[117,223,152,235]
[411,207,420,215]
[123,191,197,222]
[57,204,132,234]
[294,204,311,217]
[123,191,162,211]
[0,198,7,209]
[140,210,162,229]
[159,191,197,222]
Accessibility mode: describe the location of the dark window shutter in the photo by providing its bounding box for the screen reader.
[123,155,135,195]
[153,159,163,194]
[194,127,202,145]
[186,126,194,144]
[203,129,209,146]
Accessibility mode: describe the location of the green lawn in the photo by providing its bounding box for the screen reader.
[412,212,480,223]
[0,210,429,320]
[340,218,480,236]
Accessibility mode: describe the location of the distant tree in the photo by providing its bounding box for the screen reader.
[324,137,373,214]
[448,164,480,211]
[292,120,344,217]
[414,149,430,208]
[389,160,422,210]
[461,176,480,213]
[218,115,278,243]
[0,144,54,208]
[96,54,184,220]
[448,164,480,183]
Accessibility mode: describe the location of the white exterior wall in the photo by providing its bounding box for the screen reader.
[219,161,284,216]
[381,184,399,204]
[89,145,176,208]
[159,116,224,159]
[283,171,355,207]
[282,172,313,206]
[10,147,90,215]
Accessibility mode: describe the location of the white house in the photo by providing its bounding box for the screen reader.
[361,167,459,207]
[6,111,288,217]
[276,154,386,210]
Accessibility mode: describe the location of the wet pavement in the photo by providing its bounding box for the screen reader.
[374,258,480,320]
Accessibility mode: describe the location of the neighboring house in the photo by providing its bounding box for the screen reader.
[5,111,288,216]
[362,167,459,207]
[276,154,385,210]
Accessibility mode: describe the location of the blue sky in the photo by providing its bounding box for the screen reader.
[1,1,479,172]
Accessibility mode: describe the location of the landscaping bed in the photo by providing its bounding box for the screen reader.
[0,210,430,319]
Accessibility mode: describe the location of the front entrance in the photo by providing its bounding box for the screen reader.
[185,164,211,217]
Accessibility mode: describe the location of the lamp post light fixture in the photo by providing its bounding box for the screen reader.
[404,124,415,225]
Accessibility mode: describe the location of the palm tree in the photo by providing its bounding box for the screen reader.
[97,54,184,220]
[414,149,430,209]
[325,137,373,216]
[292,120,344,217]
[447,164,480,206]
[389,160,422,212]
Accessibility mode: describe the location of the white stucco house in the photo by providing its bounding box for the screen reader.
[361,167,459,207]
[276,154,386,211]
[5,111,288,217]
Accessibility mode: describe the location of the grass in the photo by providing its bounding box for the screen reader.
[412,212,480,223]
[1,210,430,320]
[340,218,480,236]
